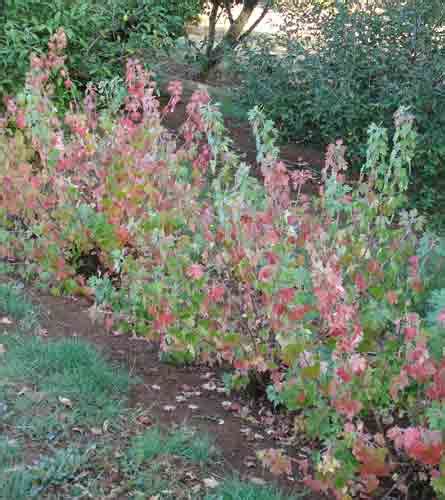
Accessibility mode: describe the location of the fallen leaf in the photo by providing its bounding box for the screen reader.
[202,382,217,391]
[203,477,220,489]
[162,405,176,412]
[250,477,267,486]
[18,386,32,396]
[136,415,153,426]
[58,396,73,408]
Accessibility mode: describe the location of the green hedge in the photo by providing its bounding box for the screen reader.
[0,0,201,95]
[236,1,445,229]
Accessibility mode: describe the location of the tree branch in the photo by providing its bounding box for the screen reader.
[223,0,235,24]
[206,1,221,57]
[239,4,270,43]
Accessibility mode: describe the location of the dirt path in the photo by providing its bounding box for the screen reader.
[12,282,318,498]
[162,97,324,181]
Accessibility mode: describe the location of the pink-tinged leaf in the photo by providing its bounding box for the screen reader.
[207,285,225,302]
[354,273,367,292]
[403,327,417,340]
[257,448,292,476]
[336,367,352,384]
[258,265,275,282]
[402,428,444,466]
[353,442,391,477]
[265,251,280,265]
[390,370,410,400]
[438,309,445,327]
[333,397,362,420]
[287,304,312,321]
[186,264,205,280]
[272,303,286,317]
[277,288,295,305]
[386,290,398,305]
[387,426,404,449]
[154,311,175,332]
[350,354,367,376]
[427,365,445,400]
[104,315,114,332]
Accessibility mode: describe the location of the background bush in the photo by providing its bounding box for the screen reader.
[235,0,445,229]
[0,0,201,95]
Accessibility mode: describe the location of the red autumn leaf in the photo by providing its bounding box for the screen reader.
[277,287,295,305]
[403,428,444,466]
[258,265,275,282]
[288,304,311,321]
[354,273,367,292]
[354,443,391,477]
[265,251,280,265]
[154,311,175,331]
[208,285,225,302]
[337,367,352,383]
[272,303,286,317]
[333,397,362,420]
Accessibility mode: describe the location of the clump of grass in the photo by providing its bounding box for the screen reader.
[205,477,307,500]
[0,336,134,425]
[128,426,218,466]
[0,438,21,468]
[0,283,38,329]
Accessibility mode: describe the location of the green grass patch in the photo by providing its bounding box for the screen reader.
[128,426,218,466]
[0,282,38,329]
[0,335,133,426]
[205,477,307,500]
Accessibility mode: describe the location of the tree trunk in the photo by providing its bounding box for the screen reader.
[201,0,262,78]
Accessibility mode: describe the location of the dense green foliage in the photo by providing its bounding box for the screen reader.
[2,33,445,497]
[0,0,201,96]
[236,0,445,228]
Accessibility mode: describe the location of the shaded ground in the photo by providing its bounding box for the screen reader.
[0,276,317,499]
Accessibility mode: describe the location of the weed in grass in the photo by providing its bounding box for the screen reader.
[128,426,218,467]
[30,446,93,497]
